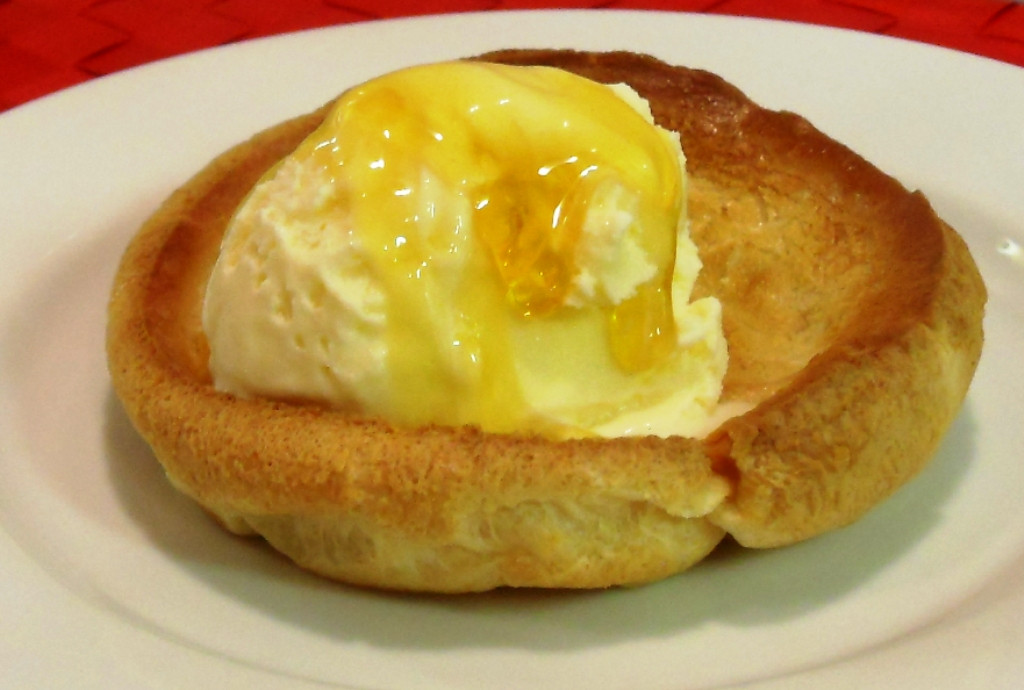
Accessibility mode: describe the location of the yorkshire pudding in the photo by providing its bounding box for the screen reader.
[106,49,985,592]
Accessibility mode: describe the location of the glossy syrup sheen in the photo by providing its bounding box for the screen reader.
[292,61,684,430]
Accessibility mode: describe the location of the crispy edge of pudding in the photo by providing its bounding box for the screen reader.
[106,49,986,592]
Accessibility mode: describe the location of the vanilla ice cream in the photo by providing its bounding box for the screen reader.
[202,61,727,438]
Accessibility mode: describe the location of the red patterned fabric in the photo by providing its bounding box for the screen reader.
[1,0,1022,111]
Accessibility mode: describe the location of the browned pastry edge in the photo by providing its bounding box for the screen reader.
[106,49,986,591]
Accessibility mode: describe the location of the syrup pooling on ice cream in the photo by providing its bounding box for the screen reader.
[203,61,727,438]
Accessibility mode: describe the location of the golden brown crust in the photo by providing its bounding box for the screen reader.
[106,49,985,591]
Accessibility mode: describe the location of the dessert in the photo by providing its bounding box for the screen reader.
[106,49,986,592]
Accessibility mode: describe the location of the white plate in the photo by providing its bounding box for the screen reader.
[1,10,1022,690]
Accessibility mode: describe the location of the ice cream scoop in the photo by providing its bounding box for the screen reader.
[202,60,727,438]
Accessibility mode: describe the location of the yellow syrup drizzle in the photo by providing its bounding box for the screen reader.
[296,61,684,427]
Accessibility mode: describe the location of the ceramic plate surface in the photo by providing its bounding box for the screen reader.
[1,10,1023,690]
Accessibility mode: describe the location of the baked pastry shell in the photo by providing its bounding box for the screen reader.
[106,49,986,592]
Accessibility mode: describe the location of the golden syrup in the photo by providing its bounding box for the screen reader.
[292,61,685,427]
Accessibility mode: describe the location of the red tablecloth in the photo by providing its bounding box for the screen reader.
[2,0,1023,112]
